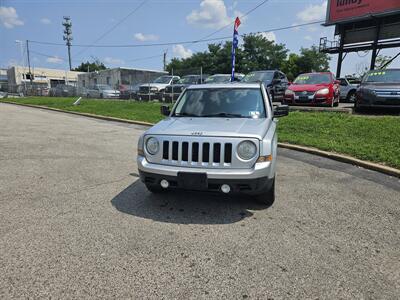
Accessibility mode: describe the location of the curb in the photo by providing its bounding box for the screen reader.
[2,101,399,178]
[289,106,352,114]
[1,101,154,127]
[278,143,400,178]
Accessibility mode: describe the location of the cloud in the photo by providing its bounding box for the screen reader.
[304,35,313,41]
[186,0,231,29]
[0,6,24,28]
[297,1,327,22]
[259,31,276,42]
[46,56,63,64]
[172,44,193,59]
[134,33,159,42]
[104,57,124,65]
[40,18,51,25]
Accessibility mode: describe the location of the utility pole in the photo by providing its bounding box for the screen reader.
[62,16,73,71]
[26,40,33,86]
[163,50,167,71]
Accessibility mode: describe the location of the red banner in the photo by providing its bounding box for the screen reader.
[327,0,400,23]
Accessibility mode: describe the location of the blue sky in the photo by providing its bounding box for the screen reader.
[1,0,399,76]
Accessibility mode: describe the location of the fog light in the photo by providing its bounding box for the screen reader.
[256,155,272,163]
[221,184,231,194]
[160,179,169,189]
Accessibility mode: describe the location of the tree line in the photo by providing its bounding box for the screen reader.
[166,34,331,81]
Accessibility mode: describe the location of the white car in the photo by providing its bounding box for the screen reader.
[137,76,180,100]
[86,84,120,99]
[137,83,289,205]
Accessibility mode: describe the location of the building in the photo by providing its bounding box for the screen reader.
[0,69,7,92]
[7,66,83,93]
[77,67,168,89]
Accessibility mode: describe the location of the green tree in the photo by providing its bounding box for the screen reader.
[296,46,330,74]
[241,34,288,73]
[73,58,107,72]
[375,55,392,69]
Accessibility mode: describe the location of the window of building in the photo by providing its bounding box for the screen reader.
[82,80,86,87]
[106,77,111,85]
[94,78,97,85]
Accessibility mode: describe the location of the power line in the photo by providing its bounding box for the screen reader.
[74,0,149,58]
[196,0,270,42]
[31,49,163,64]
[29,20,324,49]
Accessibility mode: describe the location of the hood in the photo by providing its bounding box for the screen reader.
[145,117,271,140]
[288,83,331,92]
[360,82,400,89]
[140,83,169,89]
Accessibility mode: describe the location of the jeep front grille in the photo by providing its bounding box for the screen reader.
[162,140,233,165]
[145,136,260,169]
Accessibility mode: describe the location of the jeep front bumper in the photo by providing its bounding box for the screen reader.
[137,155,274,194]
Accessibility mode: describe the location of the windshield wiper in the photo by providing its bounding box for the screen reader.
[173,112,200,117]
[202,112,246,118]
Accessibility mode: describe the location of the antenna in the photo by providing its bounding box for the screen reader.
[62,16,73,70]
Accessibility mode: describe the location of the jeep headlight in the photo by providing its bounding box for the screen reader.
[146,137,159,155]
[237,141,257,160]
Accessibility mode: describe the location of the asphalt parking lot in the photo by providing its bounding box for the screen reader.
[1,103,399,299]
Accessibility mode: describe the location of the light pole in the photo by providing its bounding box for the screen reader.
[15,40,26,91]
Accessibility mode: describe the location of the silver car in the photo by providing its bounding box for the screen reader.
[86,84,120,99]
[137,83,289,205]
[338,77,358,102]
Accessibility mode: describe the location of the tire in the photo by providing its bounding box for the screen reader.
[354,101,363,113]
[145,184,163,193]
[100,93,103,99]
[86,93,90,98]
[347,91,356,103]
[255,177,275,206]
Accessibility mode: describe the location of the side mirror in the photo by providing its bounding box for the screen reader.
[160,105,171,116]
[334,80,340,85]
[273,105,289,117]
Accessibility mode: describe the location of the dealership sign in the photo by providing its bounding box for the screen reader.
[326,0,400,24]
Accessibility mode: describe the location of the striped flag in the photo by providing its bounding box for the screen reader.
[231,17,241,82]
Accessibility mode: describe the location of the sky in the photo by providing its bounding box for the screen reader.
[1,0,399,76]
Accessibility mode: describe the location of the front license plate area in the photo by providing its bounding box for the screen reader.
[298,96,310,102]
[178,172,208,190]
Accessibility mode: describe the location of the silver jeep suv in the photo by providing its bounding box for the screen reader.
[137,83,289,205]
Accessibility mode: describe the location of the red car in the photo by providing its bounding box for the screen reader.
[283,72,340,107]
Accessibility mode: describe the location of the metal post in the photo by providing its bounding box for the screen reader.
[171,68,174,103]
[336,26,345,78]
[200,66,203,82]
[370,20,382,71]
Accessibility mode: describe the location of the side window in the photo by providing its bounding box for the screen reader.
[339,78,348,86]
[279,73,287,81]
[172,77,180,84]
[273,72,279,79]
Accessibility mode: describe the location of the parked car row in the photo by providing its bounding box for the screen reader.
[49,68,400,111]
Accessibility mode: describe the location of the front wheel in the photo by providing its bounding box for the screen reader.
[347,91,356,103]
[255,178,275,206]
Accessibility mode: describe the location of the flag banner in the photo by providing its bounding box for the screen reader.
[231,17,241,82]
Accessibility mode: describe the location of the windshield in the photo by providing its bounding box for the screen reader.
[172,88,266,119]
[178,76,199,84]
[294,74,332,84]
[153,76,172,84]
[204,75,231,83]
[363,70,400,83]
[97,84,112,90]
[242,72,273,83]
